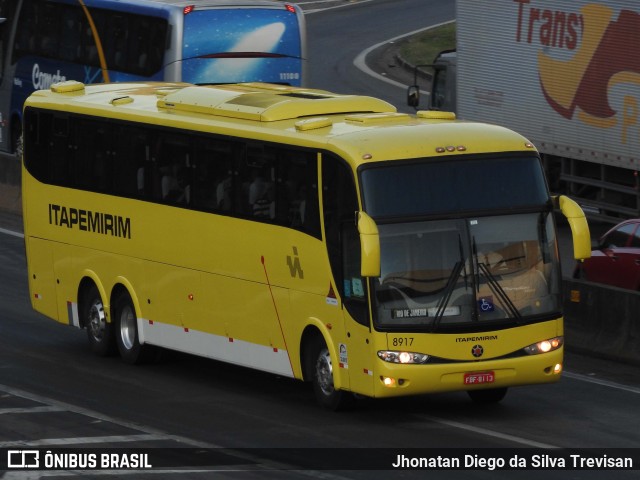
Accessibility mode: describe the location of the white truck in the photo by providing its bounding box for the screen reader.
[408,0,640,221]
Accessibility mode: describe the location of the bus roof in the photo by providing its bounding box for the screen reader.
[26,81,537,166]
[82,0,291,8]
[72,0,298,16]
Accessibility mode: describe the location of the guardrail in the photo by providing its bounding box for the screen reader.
[563,278,640,366]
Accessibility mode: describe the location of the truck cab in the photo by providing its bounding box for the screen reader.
[407,49,457,113]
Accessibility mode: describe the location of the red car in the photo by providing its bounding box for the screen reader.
[574,219,640,291]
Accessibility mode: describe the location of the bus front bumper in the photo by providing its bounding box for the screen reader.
[370,348,563,398]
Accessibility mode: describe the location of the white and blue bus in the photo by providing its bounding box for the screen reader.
[0,0,306,153]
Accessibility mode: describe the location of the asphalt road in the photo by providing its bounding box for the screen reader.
[304,0,452,109]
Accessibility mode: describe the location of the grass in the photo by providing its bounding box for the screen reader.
[398,22,456,68]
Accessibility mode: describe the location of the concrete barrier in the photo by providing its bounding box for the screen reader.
[563,278,640,366]
[0,152,21,216]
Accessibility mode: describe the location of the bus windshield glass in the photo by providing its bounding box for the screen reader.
[182,7,303,85]
[360,156,561,331]
[361,155,549,218]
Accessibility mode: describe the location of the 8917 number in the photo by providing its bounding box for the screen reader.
[391,337,414,347]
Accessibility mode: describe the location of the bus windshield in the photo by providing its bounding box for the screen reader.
[360,156,561,331]
[360,155,549,218]
[182,7,303,85]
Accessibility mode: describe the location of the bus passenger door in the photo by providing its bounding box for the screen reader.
[322,154,374,397]
[340,222,375,396]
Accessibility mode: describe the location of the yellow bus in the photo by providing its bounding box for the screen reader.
[22,80,591,409]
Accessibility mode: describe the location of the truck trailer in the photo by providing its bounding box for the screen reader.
[409,0,640,222]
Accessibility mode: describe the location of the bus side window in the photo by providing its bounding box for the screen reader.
[23,109,50,183]
[75,119,112,193]
[38,3,59,58]
[48,115,73,187]
[242,145,275,219]
[60,6,83,62]
[131,17,150,72]
[153,136,192,206]
[13,0,38,62]
[130,16,168,76]
[112,126,150,199]
[148,17,168,73]
[279,150,320,238]
[193,137,238,213]
[80,10,99,66]
[105,13,129,70]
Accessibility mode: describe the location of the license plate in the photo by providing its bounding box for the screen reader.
[464,371,495,385]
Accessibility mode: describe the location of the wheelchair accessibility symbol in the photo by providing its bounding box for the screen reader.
[478,297,495,312]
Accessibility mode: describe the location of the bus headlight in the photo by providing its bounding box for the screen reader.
[523,336,563,355]
[377,351,430,364]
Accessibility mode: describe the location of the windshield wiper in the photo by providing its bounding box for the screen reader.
[476,262,522,322]
[431,261,463,332]
[471,236,523,322]
[432,235,466,332]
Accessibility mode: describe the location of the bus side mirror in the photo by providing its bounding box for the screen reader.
[357,212,380,277]
[407,85,420,108]
[554,195,591,260]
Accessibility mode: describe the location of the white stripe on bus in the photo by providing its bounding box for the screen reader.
[142,320,295,378]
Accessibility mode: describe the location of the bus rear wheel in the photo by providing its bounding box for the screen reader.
[467,387,508,404]
[309,338,354,410]
[113,291,154,364]
[84,285,116,356]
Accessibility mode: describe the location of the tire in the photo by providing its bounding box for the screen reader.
[84,285,116,356]
[309,337,354,410]
[467,387,508,404]
[113,291,154,364]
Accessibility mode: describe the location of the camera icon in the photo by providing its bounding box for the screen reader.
[7,450,40,468]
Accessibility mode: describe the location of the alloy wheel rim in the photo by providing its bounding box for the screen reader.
[119,305,136,351]
[316,348,335,396]
[88,300,106,342]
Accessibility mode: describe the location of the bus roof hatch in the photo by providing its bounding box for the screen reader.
[157,85,396,121]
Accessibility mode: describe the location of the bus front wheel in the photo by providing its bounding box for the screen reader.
[467,387,508,404]
[113,291,154,364]
[309,338,354,410]
[84,285,116,356]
